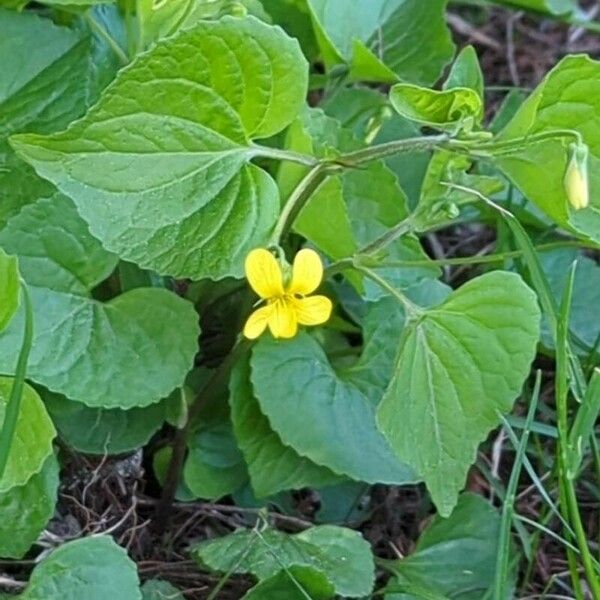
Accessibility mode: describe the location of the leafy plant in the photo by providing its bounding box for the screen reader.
[0,0,599,598]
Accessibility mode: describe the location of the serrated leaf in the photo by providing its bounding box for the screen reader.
[44,390,172,455]
[251,298,416,484]
[22,536,141,600]
[243,566,334,600]
[390,83,483,130]
[194,524,374,597]
[0,453,58,559]
[0,195,199,409]
[0,378,55,493]
[11,17,308,280]
[306,0,454,85]
[494,55,600,243]
[385,494,503,599]
[229,356,343,498]
[0,249,19,332]
[378,272,540,515]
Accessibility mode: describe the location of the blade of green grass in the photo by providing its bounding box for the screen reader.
[494,371,542,600]
[0,283,34,481]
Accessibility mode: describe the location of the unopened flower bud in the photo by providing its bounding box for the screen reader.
[564,142,589,211]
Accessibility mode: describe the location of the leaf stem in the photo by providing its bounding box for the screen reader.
[84,12,129,66]
[271,163,335,244]
[152,339,251,531]
[0,283,34,482]
[354,265,422,318]
[358,218,414,256]
[252,145,320,167]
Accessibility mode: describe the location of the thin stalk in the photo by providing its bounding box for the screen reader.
[152,339,251,530]
[252,145,320,167]
[270,163,333,244]
[354,265,422,318]
[556,265,600,597]
[0,284,34,482]
[359,218,413,256]
[332,134,449,166]
[84,12,129,66]
[494,372,541,600]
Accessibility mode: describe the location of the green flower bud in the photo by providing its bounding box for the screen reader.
[564,142,589,211]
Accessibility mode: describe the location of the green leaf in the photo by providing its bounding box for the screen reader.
[0,195,199,409]
[229,356,344,498]
[0,378,55,493]
[44,390,173,455]
[11,17,308,280]
[443,45,484,101]
[0,249,19,332]
[243,566,334,600]
[141,580,183,600]
[0,453,58,559]
[183,420,248,500]
[385,494,503,599]
[22,536,141,600]
[539,249,600,355]
[251,298,416,484]
[390,83,483,131]
[494,55,600,243]
[0,9,118,226]
[194,524,375,597]
[306,0,454,85]
[488,0,577,15]
[377,272,540,515]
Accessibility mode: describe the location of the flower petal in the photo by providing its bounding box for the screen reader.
[288,248,323,295]
[243,305,273,340]
[293,295,332,326]
[268,299,298,339]
[245,249,284,299]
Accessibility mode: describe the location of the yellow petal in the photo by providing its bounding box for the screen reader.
[288,248,323,295]
[267,298,298,339]
[293,295,332,326]
[243,305,273,340]
[245,249,284,299]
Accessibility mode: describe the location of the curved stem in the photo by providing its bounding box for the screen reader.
[85,12,128,66]
[270,163,333,244]
[0,283,34,482]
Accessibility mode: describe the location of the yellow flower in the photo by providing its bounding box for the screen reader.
[243,248,332,340]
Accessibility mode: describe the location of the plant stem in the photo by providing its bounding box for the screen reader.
[152,339,250,531]
[253,145,320,167]
[354,265,422,318]
[0,284,34,482]
[85,12,128,66]
[332,134,449,166]
[271,163,334,244]
[358,218,413,256]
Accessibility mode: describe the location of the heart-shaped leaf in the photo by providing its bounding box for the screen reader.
[251,299,417,484]
[377,272,540,515]
[0,195,199,409]
[194,524,374,598]
[229,356,344,498]
[11,17,309,280]
[0,453,58,559]
[21,536,141,600]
